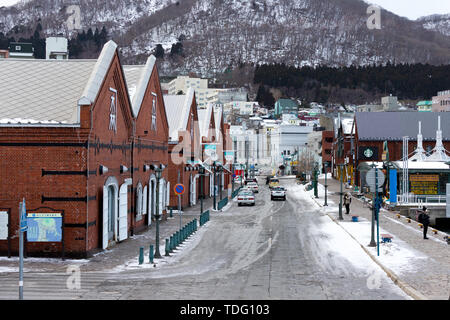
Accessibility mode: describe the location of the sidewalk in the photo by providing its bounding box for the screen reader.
[0,190,231,274]
[311,177,450,300]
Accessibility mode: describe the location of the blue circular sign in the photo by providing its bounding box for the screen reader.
[174,184,185,195]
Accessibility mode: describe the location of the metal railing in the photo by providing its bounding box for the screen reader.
[397,194,447,204]
[218,198,229,210]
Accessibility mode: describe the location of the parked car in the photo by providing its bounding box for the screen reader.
[246,181,259,193]
[237,190,256,206]
[271,186,286,201]
[269,177,279,189]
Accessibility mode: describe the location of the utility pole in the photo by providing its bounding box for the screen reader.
[338,135,344,221]
[369,162,377,247]
[324,162,328,206]
[19,198,27,300]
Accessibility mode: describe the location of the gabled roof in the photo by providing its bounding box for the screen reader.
[355,112,450,141]
[197,103,214,140]
[123,55,157,118]
[214,107,223,139]
[0,40,118,126]
[163,88,195,141]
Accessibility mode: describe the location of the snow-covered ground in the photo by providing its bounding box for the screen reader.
[297,181,432,279]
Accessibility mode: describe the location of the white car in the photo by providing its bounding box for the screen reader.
[246,181,259,193]
[271,186,286,201]
[237,190,256,206]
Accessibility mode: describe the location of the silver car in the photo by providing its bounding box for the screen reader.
[237,191,256,206]
[246,181,259,193]
[271,186,286,201]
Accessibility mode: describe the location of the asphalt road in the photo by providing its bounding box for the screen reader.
[0,177,409,300]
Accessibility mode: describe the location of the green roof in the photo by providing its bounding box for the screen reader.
[417,100,432,106]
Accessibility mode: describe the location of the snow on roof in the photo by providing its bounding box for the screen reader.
[163,88,195,141]
[0,40,118,125]
[341,118,355,135]
[393,161,450,170]
[123,55,157,118]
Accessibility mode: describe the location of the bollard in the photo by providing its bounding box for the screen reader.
[175,231,179,247]
[165,238,170,256]
[170,208,173,218]
[139,247,144,265]
[169,235,174,252]
[194,218,197,231]
[149,245,154,264]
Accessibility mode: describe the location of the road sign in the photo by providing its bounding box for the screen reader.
[174,184,185,196]
[20,199,27,232]
[366,168,385,193]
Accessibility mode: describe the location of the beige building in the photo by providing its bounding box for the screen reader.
[167,76,222,108]
[168,76,208,95]
[432,90,450,112]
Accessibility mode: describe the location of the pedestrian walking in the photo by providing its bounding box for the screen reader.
[344,192,352,215]
[418,206,430,240]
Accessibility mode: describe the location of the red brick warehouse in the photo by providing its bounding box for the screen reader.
[0,41,169,258]
[164,88,202,209]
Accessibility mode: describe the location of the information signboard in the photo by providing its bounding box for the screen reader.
[0,211,7,240]
[410,175,439,195]
[26,213,62,242]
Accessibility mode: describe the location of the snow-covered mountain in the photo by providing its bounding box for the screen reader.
[418,14,450,37]
[1,0,450,76]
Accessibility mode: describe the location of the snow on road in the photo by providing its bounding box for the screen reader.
[287,181,412,297]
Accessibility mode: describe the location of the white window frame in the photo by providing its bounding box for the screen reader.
[151,92,157,131]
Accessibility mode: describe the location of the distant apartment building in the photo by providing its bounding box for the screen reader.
[208,88,248,105]
[0,50,9,58]
[357,95,405,113]
[432,90,450,112]
[224,101,258,116]
[168,75,208,95]
[274,98,299,117]
[46,37,69,60]
[8,42,34,59]
[381,95,401,111]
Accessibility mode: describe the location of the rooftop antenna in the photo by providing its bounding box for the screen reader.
[426,116,450,162]
[409,121,427,162]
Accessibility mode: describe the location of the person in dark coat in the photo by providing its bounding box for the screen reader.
[419,206,430,240]
[344,192,352,215]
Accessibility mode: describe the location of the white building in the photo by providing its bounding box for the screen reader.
[270,124,314,167]
[46,37,68,60]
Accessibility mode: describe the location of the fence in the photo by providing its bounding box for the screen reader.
[218,197,228,210]
[397,194,446,204]
[231,186,242,199]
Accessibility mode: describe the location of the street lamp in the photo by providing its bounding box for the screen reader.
[338,163,344,221]
[337,135,344,221]
[218,165,224,202]
[198,166,205,216]
[213,161,217,210]
[151,163,166,259]
[313,162,319,199]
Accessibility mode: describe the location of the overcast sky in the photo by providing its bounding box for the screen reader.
[367,0,450,20]
[0,0,450,20]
